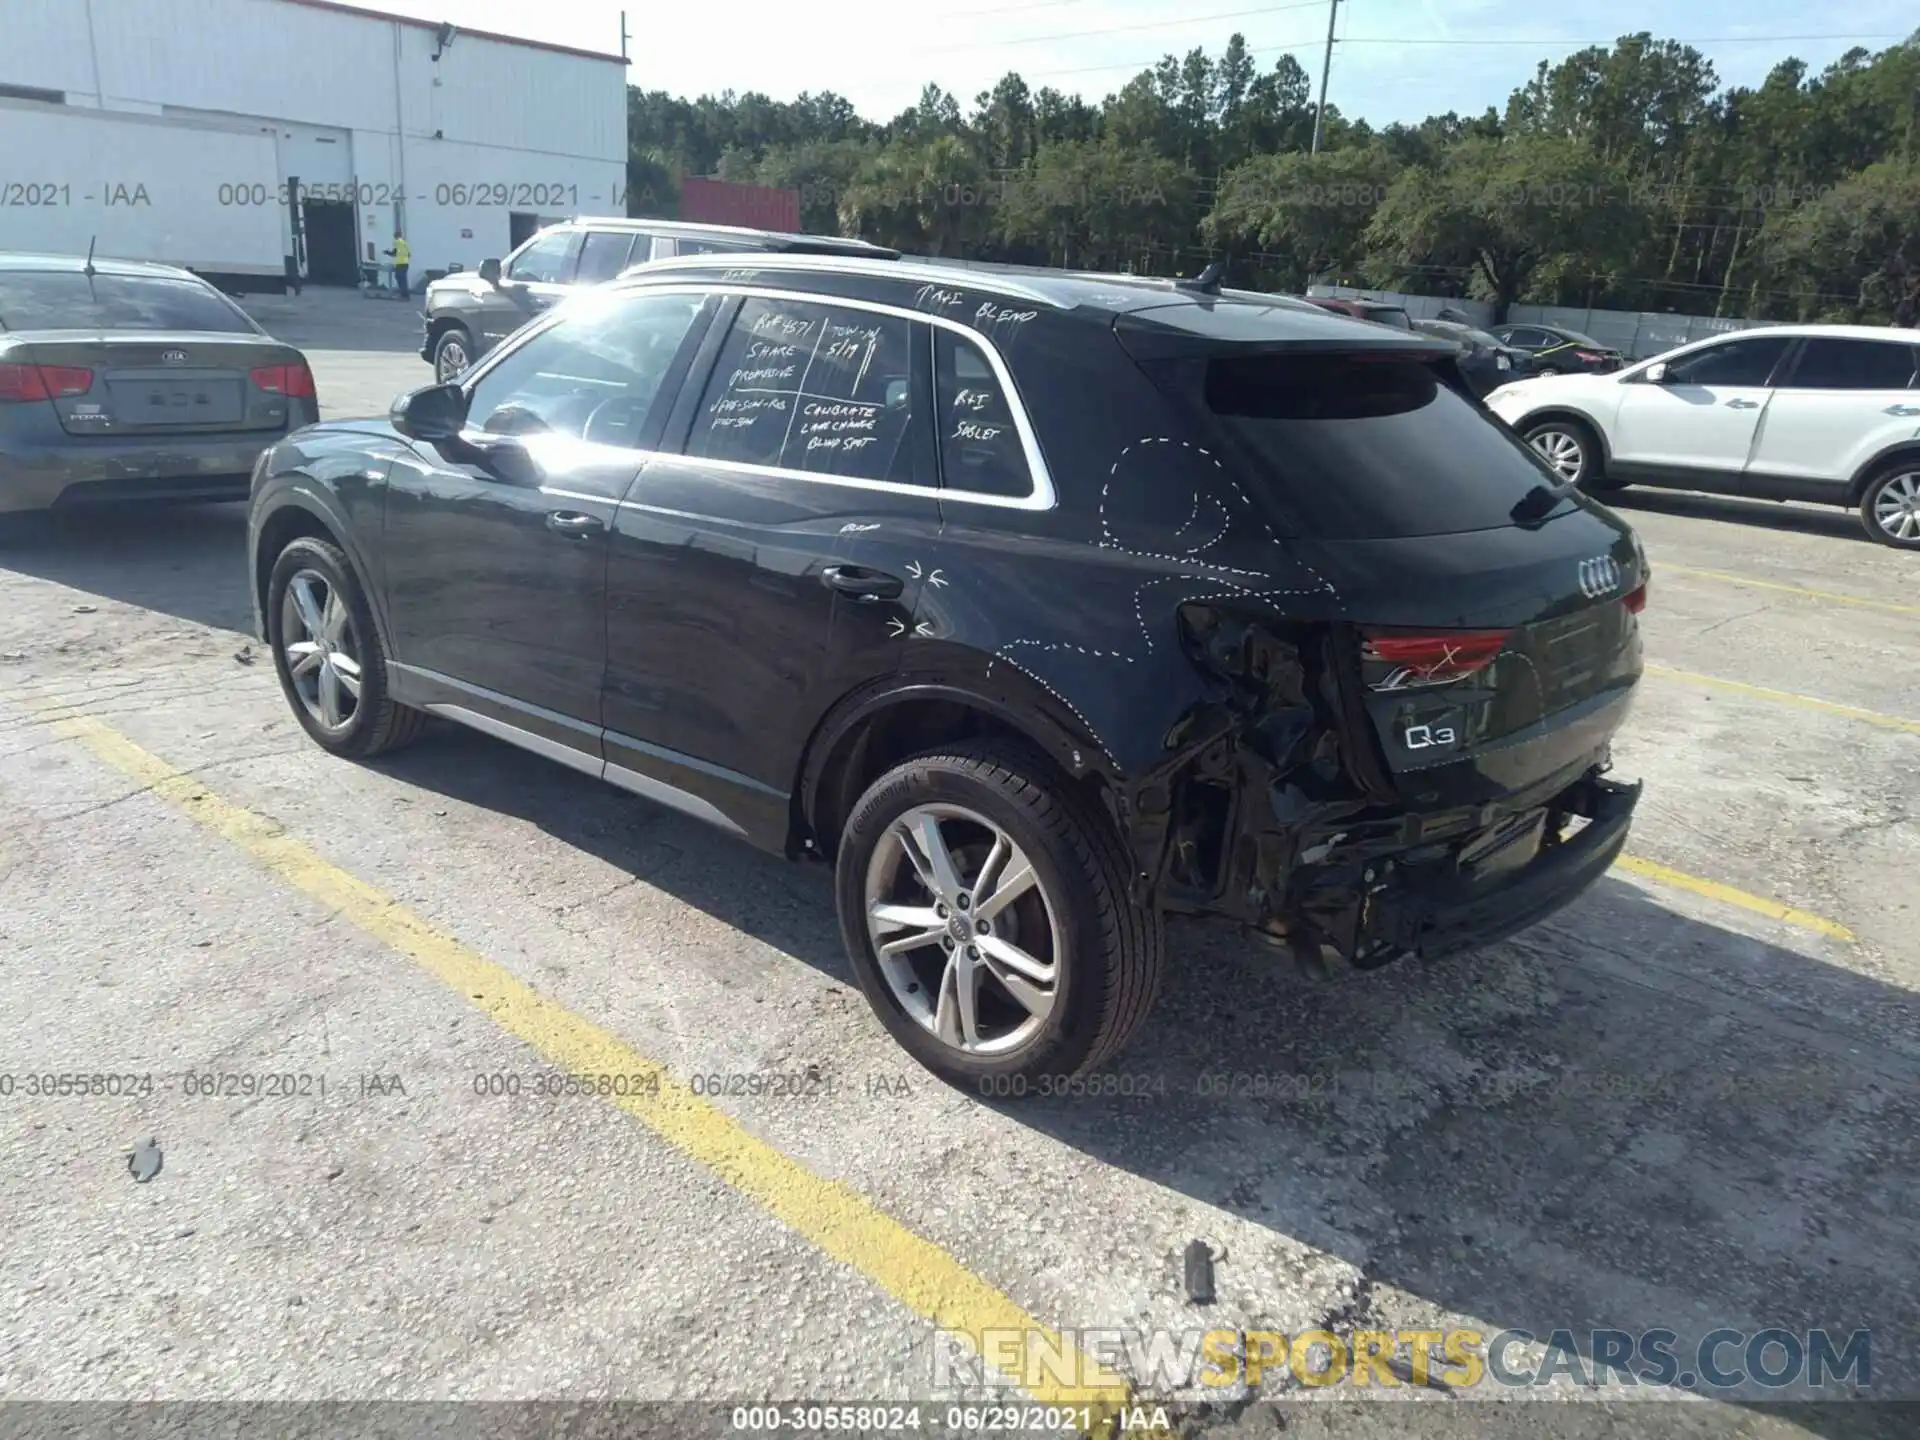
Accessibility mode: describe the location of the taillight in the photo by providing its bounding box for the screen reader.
[0,362,92,402]
[1359,629,1511,691]
[251,362,316,397]
[1573,349,1605,362]
[1624,582,1648,614]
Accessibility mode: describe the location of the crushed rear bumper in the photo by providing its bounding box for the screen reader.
[1368,773,1638,960]
[1268,768,1641,975]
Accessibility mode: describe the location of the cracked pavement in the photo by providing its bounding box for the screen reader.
[1,293,1915,1434]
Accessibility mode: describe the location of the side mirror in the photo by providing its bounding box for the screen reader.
[1644,361,1670,384]
[478,257,502,286]
[390,382,468,441]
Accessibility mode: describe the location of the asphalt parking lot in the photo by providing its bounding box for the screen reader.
[2,290,1916,1435]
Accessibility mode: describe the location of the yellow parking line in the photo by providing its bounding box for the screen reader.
[1613,854,1854,941]
[1645,664,1920,736]
[1657,565,1920,618]
[47,712,1131,1425]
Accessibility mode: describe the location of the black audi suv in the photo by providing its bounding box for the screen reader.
[247,254,1647,1086]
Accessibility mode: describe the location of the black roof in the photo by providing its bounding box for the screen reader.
[623,252,1458,354]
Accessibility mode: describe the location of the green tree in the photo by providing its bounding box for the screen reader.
[1204,146,1402,288]
[840,135,991,255]
[1762,159,1920,321]
[997,141,1194,270]
[1366,135,1641,316]
[972,73,1039,171]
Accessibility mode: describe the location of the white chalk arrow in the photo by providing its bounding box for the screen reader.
[927,569,948,588]
[914,621,937,638]
[904,559,923,579]
[886,617,907,637]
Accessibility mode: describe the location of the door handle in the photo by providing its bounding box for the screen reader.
[1885,404,1920,417]
[822,565,903,602]
[546,510,603,538]
[1725,398,1760,409]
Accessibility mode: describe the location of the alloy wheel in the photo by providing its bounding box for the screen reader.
[279,570,363,732]
[864,803,1060,1056]
[435,334,470,382]
[1529,429,1584,482]
[1871,470,1920,543]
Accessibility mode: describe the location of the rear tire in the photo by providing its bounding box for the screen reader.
[267,537,427,758]
[834,741,1162,1090]
[1535,364,1562,377]
[1523,417,1622,494]
[1858,464,1920,549]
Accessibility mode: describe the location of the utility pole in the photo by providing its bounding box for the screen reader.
[1310,0,1339,155]
[619,10,630,60]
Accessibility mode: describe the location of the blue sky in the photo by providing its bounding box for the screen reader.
[388,0,1915,126]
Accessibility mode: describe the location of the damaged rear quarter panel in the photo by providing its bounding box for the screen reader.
[908,311,1367,915]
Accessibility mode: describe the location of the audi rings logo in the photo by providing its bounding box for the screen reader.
[1578,555,1622,599]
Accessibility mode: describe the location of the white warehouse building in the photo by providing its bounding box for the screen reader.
[0,0,629,289]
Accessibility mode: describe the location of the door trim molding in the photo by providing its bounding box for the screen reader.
[388,663,761,841]
[425,703,602,779]
[603,763,746,836]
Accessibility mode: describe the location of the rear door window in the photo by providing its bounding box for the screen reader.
[573,231,639,284]
[1781,337,1918,390]
[1192,352,1569,538]
[684,296,924,485]
[0,272,256,332]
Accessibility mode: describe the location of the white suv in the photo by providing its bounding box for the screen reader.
[1485,325,1920,548]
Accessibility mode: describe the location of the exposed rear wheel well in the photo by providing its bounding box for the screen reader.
[800,697,1107,864]
[1850,446,1920,504]
[254,505,341,625]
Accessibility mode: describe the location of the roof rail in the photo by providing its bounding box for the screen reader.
[627,252,1064,308]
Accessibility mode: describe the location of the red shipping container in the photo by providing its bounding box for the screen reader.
[678,177,801,233]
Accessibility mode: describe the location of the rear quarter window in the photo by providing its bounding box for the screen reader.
[0,272,255,332]
[1199,353,1567,538]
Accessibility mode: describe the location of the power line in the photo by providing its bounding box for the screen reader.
[1026,38,1322,79]
[918,0,1327,54]
[1334,33,1908,47]
[943,0,1099,15]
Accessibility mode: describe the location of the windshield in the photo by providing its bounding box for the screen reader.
[0,272,255,332]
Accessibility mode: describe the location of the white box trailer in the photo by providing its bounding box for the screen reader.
[0,99,286,287]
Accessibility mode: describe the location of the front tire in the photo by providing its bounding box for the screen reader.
[834,742,1162,1089]
[432,325,475,382]
[1859,464,1920,549]
[1523,417,1621,494]
[267,537,426,758]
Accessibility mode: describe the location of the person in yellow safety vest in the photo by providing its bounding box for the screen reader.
[383,232,412,299]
